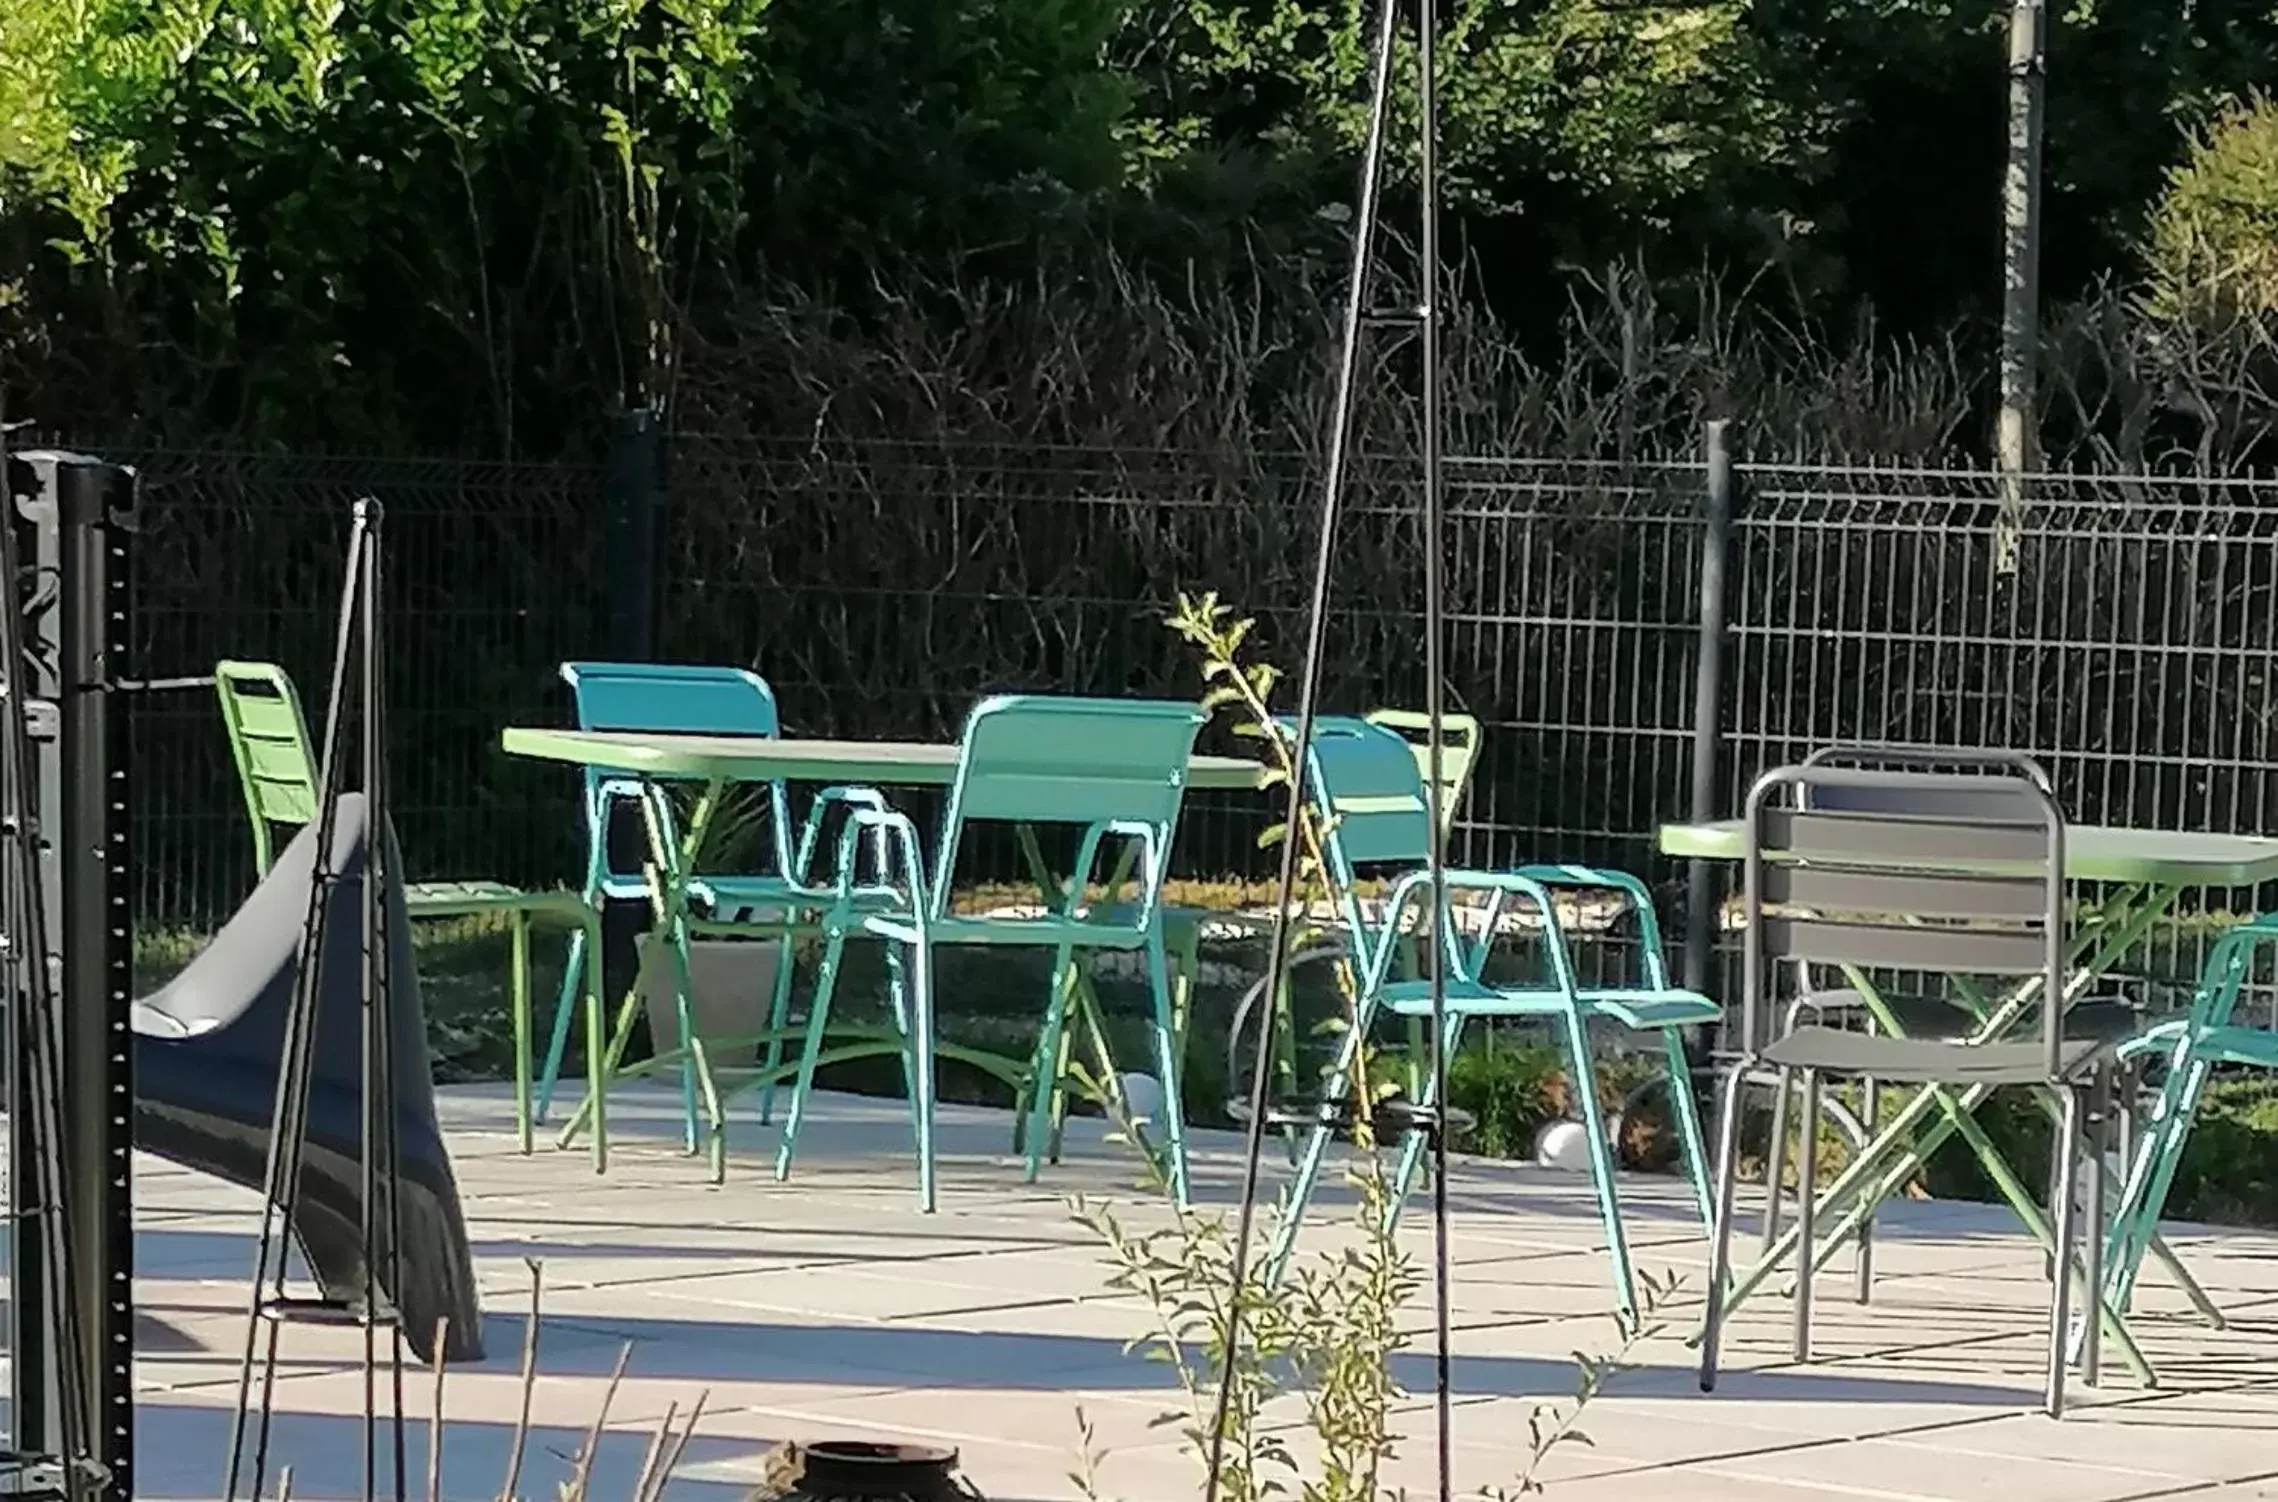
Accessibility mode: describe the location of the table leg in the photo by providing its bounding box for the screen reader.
[553,778,730,1180]
[1013,825,1153,1166]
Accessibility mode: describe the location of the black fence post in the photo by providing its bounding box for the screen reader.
[605,409,663,661]
[600,410,664,1017]
[1685,421,1735,1004]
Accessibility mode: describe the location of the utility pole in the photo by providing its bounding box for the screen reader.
[1995,0,2046,575]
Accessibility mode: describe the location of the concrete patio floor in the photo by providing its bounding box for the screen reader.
[119,1084,2278,1501]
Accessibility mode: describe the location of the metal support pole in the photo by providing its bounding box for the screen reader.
[601,411,664,1006]
[604,410,663,662]
[1685,422,1734,1016]
[1994,0,2046,576]
[9,450,137,1501]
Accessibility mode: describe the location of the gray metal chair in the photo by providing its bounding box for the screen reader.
[1755,745,2070,1299]
[1697,750,2109,1418]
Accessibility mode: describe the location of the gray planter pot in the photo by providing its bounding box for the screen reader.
[638,930,788,1074]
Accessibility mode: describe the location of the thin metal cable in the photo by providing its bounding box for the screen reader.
[356,498,410,1502]
[225,510,405,1495]
[1199,0,1406,1496]
[1415,0,1454,1490]
[226,510,364,1495]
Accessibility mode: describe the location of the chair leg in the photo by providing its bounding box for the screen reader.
[2081,1066,2108,1389]
[909,937,939,1214]
[1404,1015,1429,1190]
[755,924,801,1127]
[1855,1076,1879,1305]
[1558,1012,1638,1332]
[883,943,924,1142]
[1264,1021,1366,1287]
[581,912,608,1174]
[1390,1013,1469,1231]
[534,920,591,1125]
[1661,1028,1715,1239]
[775,929,849,1185]
[1023,944,1079,1185]
[1791,1068,1821,1364]
[511,912,534,1155]
[1761,1065,1793,1255]
[1699,1060,1747,1393]
[1145,929,1192,1209]
[2046,1083,2084,1419]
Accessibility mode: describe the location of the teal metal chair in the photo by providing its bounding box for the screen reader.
[1263,718,1718,1331]
[534,661,889,1155]
[2104,914,2278,1318]
[775,695,1208,1212]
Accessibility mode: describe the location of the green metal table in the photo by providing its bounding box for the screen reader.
[1660,817,2278,1385]
[502,727,1264,1177]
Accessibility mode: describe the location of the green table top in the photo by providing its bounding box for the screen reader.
[501,727,1268,792]
[1659,818,2278,888]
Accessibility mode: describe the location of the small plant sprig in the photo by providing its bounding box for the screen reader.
[1069,592,1415,1502]
[1495,1269,1682,1498]
[1072,592,1684,1502]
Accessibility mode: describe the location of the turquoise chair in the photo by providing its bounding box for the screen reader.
[533,662,887,1151]
[2103,914,2278,1318]
[1263,718,1718,1331]
[775,695,1208,1212]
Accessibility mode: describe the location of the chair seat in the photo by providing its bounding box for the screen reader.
[859,911,1148,949]
[405,881,593,923]
[2184,1024,2278,1070]
[1376,979,1717,1030]
[1762,1024,2105,1084]
[701,876,898,923]
[1793,989,2142,1043]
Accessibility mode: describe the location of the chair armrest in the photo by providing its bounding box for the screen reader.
[824,806,930,918]
[1373,868,1582,996]
[1506,863,1671,986]
[791,785,892,889]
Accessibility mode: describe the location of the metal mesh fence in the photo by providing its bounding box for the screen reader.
[662,434,1707,883]
[117,446,609,929]
[665,436,2278,1018]
[99,429,2278,1028]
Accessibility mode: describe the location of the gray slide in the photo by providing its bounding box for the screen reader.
[133,795,485,1362]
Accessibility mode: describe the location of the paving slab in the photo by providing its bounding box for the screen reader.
[63,1082,2278,1499]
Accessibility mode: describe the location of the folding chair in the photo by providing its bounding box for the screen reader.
[1697,752,2111,1417]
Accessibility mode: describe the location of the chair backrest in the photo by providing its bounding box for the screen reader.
[1297,717,1433,876]
[1287,716,1460,982]
[1363,708,1480,836]
[1741,751,2067,1074]
[556,662,787,886]
[215,660,321,875]
[934,696,1206,918]
[560,661,782,738]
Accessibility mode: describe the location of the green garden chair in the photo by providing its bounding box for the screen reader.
[1262,718,1718,1332]
[2102,913,2278,1323]
[774,694,1208,1212]
[214,660,607,1163]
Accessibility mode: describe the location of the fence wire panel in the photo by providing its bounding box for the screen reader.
[120,447,609,929]
[1728,463,2278,1019]
[664,434,1708,886]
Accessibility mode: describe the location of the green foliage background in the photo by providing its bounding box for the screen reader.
[9,0,2278,452]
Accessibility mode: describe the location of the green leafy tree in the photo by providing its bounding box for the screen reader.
[2143,91,2278,331]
